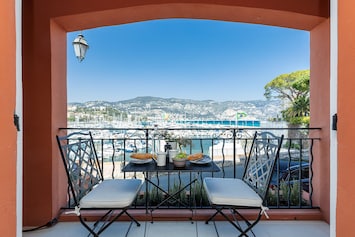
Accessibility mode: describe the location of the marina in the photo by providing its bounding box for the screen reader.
[69,119,286,164]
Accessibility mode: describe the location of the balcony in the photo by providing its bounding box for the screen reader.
[22,126,329,236]
[59,126,320,211]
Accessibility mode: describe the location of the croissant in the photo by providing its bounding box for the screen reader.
[130,153,156,160]
[188,153,204,161]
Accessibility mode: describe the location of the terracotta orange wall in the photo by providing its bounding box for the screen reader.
[22,35,54,225]
[22,2,68,225]
[0,0,17,236]
[310,19,330,222]
[337,1,355,236]
[50,20,68,217]
[50,0,328,32]
[22,0,330,225]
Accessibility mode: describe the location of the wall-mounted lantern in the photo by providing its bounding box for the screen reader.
[73,34,89,62]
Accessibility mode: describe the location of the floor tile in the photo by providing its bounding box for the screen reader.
[196,221,218,237]
[145,221,197,237]
[23,220,330,237]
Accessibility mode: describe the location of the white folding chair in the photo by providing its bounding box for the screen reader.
[57,131,143,237]
[203,131,284,237]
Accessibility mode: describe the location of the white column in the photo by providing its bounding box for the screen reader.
[15,0,23,236]
[330,0,338,236]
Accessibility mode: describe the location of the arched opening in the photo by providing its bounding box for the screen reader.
[22,1,330,226]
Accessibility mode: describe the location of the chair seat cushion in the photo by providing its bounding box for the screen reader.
[203,177,262,207]
[80,179,143,208]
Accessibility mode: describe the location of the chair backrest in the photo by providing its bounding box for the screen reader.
[56,131,103,206]
[242,131,284,202]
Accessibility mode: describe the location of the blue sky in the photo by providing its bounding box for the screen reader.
[67,19,309,103]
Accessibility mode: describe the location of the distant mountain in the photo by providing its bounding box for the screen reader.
[68,97,283,121]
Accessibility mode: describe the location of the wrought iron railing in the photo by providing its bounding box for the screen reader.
[60,126,320,210]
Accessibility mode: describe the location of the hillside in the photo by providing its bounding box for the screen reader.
[68,97,283,122]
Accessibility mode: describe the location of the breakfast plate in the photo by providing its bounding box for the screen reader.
[130,158,153,164]
[189,155,212,164]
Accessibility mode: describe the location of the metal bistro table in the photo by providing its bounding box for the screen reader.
[122,158,220,221]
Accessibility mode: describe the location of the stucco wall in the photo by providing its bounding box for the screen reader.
[310,19,330,223]
[0,0,17,236]
[337,1,355,236]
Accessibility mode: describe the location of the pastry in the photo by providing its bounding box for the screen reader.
[130,153,156,160]
[188,153,204,161]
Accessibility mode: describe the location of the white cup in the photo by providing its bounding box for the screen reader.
[169,149,178,163]
[156,152,166,166]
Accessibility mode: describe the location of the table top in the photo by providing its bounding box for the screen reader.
[122,160,221,173]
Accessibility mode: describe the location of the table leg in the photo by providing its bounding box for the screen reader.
[145,177,197,223]
[145,172,149,214]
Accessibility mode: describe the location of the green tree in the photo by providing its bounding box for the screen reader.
[264,70,310,139]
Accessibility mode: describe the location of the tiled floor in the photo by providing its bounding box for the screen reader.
[23,220,330,237]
